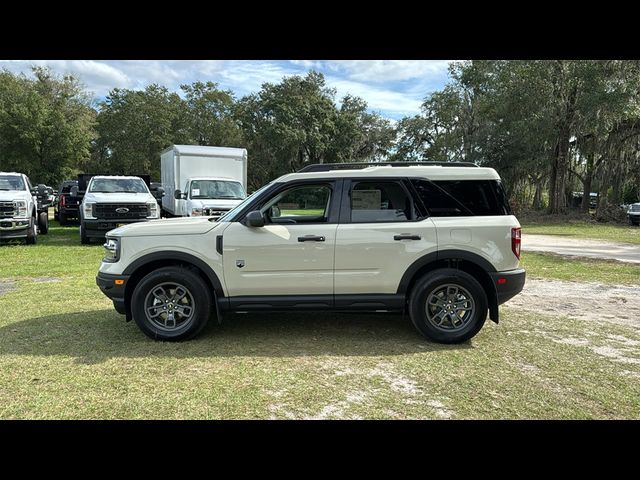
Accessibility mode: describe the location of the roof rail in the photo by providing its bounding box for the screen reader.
[297,162,478,173]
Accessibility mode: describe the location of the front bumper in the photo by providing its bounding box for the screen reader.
[0,219,30,239]
[96,272,130,315]
[489,268,526,305]
[83,218,149,238]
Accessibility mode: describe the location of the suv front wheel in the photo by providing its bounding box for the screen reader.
[409,268,488,344]
[131,266,212,341]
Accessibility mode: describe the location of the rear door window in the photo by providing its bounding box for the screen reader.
[350,181,414,222]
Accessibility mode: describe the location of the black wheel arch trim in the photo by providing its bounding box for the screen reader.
[396,250,496,295]
[122,251,225,297]
[396,249,499,323]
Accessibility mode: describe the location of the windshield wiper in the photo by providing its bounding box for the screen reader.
[217,195,244,199]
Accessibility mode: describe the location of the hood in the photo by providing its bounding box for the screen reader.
[189,198,243,209]
[83,192,155,204]
[109,216,221,237]
[0,190,31,202]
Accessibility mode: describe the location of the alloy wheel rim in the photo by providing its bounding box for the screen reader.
[144,282,196,332]
[425,283,475,331]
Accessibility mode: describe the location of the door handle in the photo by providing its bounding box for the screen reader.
[298,235,326,242]
[394,234,421,241]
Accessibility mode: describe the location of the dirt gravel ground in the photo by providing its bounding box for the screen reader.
[522,234,640,264]
[505,277,640,328]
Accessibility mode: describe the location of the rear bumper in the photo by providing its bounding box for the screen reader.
[96,272,130,315]
[489,268,526,305]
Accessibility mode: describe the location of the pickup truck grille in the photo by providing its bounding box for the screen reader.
[202,208,230,218]
[93,203,149,219]
[0,202,15,219]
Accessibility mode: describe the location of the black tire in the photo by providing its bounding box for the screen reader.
[38,211,49,234]
[54,209,59,221]
[408,268,488,344]
[131,266,212,341]
[25,217,37,245]
[59,213,67,226]
[80,223,90,244]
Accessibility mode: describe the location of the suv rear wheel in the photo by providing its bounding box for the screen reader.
[408,268,487,343]
[131,266,212,341]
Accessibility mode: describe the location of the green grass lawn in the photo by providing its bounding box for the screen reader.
[522,221,640,245]
[0,213,638,419]
[521,252,640,285]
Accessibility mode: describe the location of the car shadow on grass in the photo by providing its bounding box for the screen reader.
[0,309,473,364]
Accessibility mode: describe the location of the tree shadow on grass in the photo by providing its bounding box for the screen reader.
[0,309,473,364]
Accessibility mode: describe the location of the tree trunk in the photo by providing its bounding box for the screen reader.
[580,171,593,212]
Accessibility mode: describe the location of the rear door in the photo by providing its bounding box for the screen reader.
[334,178,438,295]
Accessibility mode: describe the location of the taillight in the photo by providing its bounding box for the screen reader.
[512,227,521,260]
[61,195,66,207]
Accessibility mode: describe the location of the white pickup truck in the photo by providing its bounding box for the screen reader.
[0,172,40,245]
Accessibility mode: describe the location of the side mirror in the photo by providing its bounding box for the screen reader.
[270,205,281,218]
[245,210,265,227]
[174,189,184,200]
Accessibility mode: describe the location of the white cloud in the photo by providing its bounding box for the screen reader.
[0,60,452,119]
[326,76,423,118]
[325,60,451,83]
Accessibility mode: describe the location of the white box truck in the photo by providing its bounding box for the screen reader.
[161,145,248,218]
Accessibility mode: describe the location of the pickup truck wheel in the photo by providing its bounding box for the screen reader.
[80,224,90,244]
[131,266,212,341]
[59,213,67,226]
[38,211,49,234]
[26,217,38,245]
[409,268,487,344]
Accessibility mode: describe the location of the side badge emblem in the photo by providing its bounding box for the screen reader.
[236,260,245,268]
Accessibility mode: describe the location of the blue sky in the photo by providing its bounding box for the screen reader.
[0,60,454,120]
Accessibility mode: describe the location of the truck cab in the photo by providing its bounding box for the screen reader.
[176,177,246,218]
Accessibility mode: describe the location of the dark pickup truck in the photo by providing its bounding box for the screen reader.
[54,180,81,226]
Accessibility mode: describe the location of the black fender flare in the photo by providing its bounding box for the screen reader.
[123,251,224,297]
[396,249,499,322]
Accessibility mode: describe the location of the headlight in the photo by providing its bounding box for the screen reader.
[83,202,96,219]
[147,201,159,219]
[103,237,120,263]
[14,200,27,218]
[191,208,203,217]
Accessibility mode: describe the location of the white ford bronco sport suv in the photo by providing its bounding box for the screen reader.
[0,172,40,244]
[97,162,525,344]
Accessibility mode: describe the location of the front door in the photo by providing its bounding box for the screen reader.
[222,181,339,298]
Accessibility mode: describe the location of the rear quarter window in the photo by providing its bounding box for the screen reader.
[410,179,511,217]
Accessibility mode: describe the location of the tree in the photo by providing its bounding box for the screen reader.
[92,85,190,180]
[0,67,95,186]
[180,81,243,147]
[237,71,392,189]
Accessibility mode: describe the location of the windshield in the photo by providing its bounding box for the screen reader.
[89,178,149,193]
[0,175,25,191]
[189,180,246,200]
[632,204,640,212]
[217,182,273,222]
